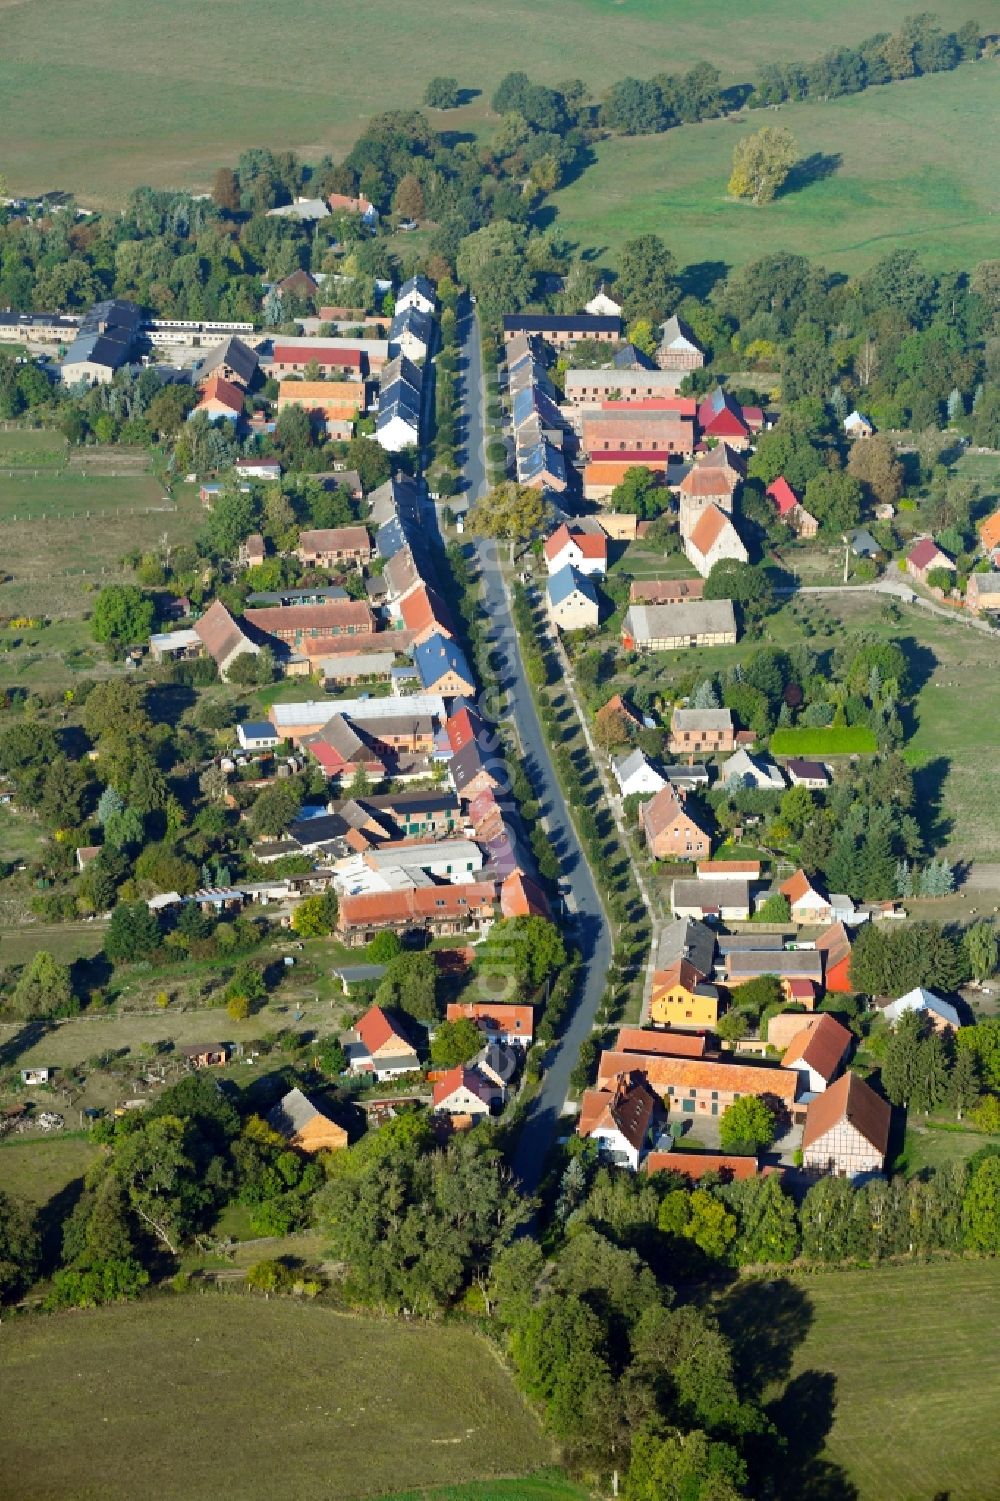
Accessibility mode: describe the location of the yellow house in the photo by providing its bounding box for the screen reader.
[649,959,720,1029]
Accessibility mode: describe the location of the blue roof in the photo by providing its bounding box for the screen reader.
[414,632,474,691]
[547,564,598,608]
[239,720,278,739]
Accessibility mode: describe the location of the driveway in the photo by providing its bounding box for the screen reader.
[450,302,612,1194]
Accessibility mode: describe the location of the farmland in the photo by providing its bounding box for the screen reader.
[549,62,1000,275]
[0,0,985,216]
[0,1298,556,1501]
[748,1262,1000,1501]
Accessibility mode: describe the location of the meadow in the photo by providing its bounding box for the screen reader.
[0,0,985,210]
[756,1262,1000,1500]
[0,1297,556,1501]
[549,62,1000,276]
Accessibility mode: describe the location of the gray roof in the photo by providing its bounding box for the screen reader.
[267,1086,326,1136]
[333,963,389,985]
[196,336,259,386]
[715,933,785,954]
[655,915,716,977]
[672,877,751,911]
[726,949,824,981]
[612,747,658,785]
[659,314,702,353]
[625,600,737,644]
[670,707,734,732]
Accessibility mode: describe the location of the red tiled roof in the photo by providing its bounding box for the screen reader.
[193,599,251,666]
[645,1150,761,1181]
[433,1065,495,1108]
[816,921,852,966]
[780,869,817,904]
[688,504,731,557]
[400,583,455,638]
[801,1070,890,1154]
[766,476,799,516]
[298,526,371,554]
[696,860,761,877]
[356,1004,406,1056]
[500,869,551,919]
[244,600,375,635]
[680,466,737,497]
[578,1076,658,1151]
[782,1013,852,1083]
[446,1002,534,1037]
[600,397,698,415]
[198,374,244,412]
[340,882,496,928]
[598,1050,798,1104]
[272,343,364,368]
[614,1027,708,1058]
[544,523,607,563]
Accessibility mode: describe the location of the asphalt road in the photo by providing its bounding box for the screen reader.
[451,301,612,1195]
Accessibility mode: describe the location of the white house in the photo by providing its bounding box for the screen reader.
[432,1065,500,1117]
[785,758,831,789]
[237,721,281,752]
[844,410,874,439]
[577,1076,659,1171]
[720,748,785,792]
[780,869,833,924]
[780,1013,852,1094]
[543,523,607,577]
[671,877,751,922]
[612,749,667,799]
[546,565,600,632]
[396,275,436,317]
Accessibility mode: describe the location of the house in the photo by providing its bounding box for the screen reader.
[347,1005,421,1080]
[629,578,706,606]
[766,476,818,538]
[277,380,366,432]
[781,1014,853,1093]
[500,869,551,920]
[671,877,751,922]
[978,508,1000,554]
[645,1151,762,1182]
[389,304,433,362]
[237,720,280,752]
[240,533,266,568]
[642,784,712,861]
[376,357,423,451]
[543,524,607,577]
[881,987,961,1032]
[516,434,567,492]
[598,1051,799,1120]
[396,275,436,316]
[843,410,874,439]
[785,758,830,789]
[668,707,735,756]
[327,191,379,226]
[614,1027,708,1059]
[448,738,504,802]
[433,1065,500,1118]
[297,526,372,568]
[650,915,716,989]
[966,571,1000,614]
[304,713,386,781]
[337,882,496,945]
[502,313,621,347]
[657,314,705,372]
[585,287,623,318]
[269,200,331,225]
[547,565,600,632]
[60,298,142,385]
[235,459,281,483]
[622,600,737,653]
[594,692,644,743]
[180,1043,230,1069]
[649,957,720,1029]
[577,1075,660,1171]
[271,343,366,379]
[906,537,956,586]
[612,748,667,799]
[780,869,833,924]
[724,949,823,988]
[473,1041,519,1093]
[801,1071,890,1180]
[783,977,817,1008]
[816,922,853,993]
[20,1066,52,1086]
[399,584,456,647]
[684,505,748,578]
[445,1002,534,1048]
[267,1087,348,1153]
[193,374,245,423]
[193,600,259,679]
[720,749,785,792]
[361,840,485,887]
[75,845,101,871]
[194,335,259,389]
[414,634,476,697]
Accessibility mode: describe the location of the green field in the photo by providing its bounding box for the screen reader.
[900,1122,998,1174]
[0,428,69,469]
[770,726,878,756]
[0,0,984,208]
[763,1262,1000,1500]
[0,1132,100,1205]
[550,63,1000,275]
[0,1298,555,1501]
[386,1482,588,1501]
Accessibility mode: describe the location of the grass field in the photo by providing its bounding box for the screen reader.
[0,1132,100,1205]
[385,1482,588,1501]
[899,1121,997,1174]
[550,62,1000,275]
[770,726,878,756]
[0,1298,555,1501]
[0,0,984,208]
[763,1262,1000,1500]
[0,428,69,469]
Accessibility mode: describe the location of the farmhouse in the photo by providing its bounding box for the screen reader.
[881,987,960,1032]
[801,1071,890,1180]
[243,600,374,645]
[671,877,751,922]
[629,578,705,605]
[781,1014,853,1093]
[267,1088,348,1153]
[399,584,456,647]
[906,537,955,585]
[622,600,737,653]
[271,342,366,378]
[724,948,824,988]
[296,526,372,568]
[668,707,735,756]
[502,313,621,346]
[642,784,712,861]
[193,600,259,679]
[543,523,607,576]
[577,1075,660,1171]
[547,565,600,632]
[194,335,259,388]
[337,882,496,945]
[683,505,748,577]
[347,1005,420,1080]
[446,1002,535,1048]
[598,1051,799,1120]
[277,380,366,429]
[649,956,720,1029]
[697,387,761,446]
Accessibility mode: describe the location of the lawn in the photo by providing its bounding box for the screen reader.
[753,1262,1000,1500]
[0,0,982,207]
[550,62,1000,275]
[770,726,878,756]
[0,427,68,468]
[0,1297,556,1501]
[0,1132,100,1205]
[899,1121,997,1174]
[385,1481,588,1501]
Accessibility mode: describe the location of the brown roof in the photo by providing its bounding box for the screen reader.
[355,1004,409,1057]
[815,921,852,966]
[687,504,732,557]
[400,583,454,638]
[700,442,746,477]
[780,868,818,904]
[446,1002,535,1036]
[194,599,252,666]
[645,1150,760,1181]
[643,785,707,840]
[679,465,737,497]
[578,1076,658,1152]
[198,374,244,412]
[614,1027,708,1058]
[629,578,705,605]
[273,343,364,369]
[544,524,608,563]
[244,600,374,635]
[801,1071,890,1154]
[696,860,761,876]
[340,882,496,928]
[598,1050,798,1104]
[781,1013,852,1083]
[298,526,371,555]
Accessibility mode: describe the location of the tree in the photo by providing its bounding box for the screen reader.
[367,930,403,963]
[963,1156,1000,1253]
[466,482,550,544]
[803,469,863,534]
[846,432,904,507]
[611,466,666,520]
[624,1426,746,1501]
[477,916,567,989]
[245,1258,294,1296]
[211,167,240,213]
[881,1009,924,1107]
[111,1114,198,1256]
[10,950,74,1020]
[375,950,439,1022]
[91,584,155,648]
[290,891,338,938]
[456,222,535,324]
[616,235,678,323]
[431,1017,484,1067]
[966,921,998,984]
[755,893,790,924]
[424,76,461,109]
[249,779,304,837]
[725,1173,800,1264]
[719,1095,775,1154]
[683,1189,737,1261]
[393,173,425,221]
[728,126,797,204]
[0,1189,40,1302]
[104,901,160,963]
